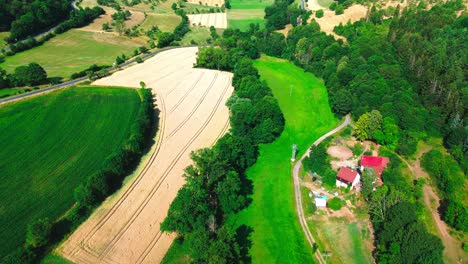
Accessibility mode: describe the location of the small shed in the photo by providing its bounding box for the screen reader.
[315,196,327,207]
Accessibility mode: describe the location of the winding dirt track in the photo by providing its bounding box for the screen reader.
[58,47,233,263]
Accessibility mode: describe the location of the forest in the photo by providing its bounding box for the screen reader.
[0,0,72,42]
[163,0,466,262]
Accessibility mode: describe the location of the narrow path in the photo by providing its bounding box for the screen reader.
[292,114,351,264]
[386,146,465,263]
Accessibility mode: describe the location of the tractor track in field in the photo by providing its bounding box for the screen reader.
[167,73,218,139]
[135,79,231,264]
[69,93,168,259]
[94,72,229,262]
[60,47,233,262]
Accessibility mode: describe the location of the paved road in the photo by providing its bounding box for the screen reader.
[292,114,351,264]
[0,45,201,105]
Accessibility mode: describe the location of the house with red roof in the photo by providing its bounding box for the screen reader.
[336,166,360,189]
[360,155,390,183]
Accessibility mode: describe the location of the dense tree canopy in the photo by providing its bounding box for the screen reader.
[0,0,71,42]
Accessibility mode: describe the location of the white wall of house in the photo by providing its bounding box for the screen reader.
[336,179,349,189]
[351,173,361,189]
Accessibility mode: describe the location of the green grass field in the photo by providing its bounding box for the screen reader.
[227,0,273,30]
[140,13,182,32]
[228,55,337,263]
[0,30,141,78]
[0,88,29,98]
[0,87,142,258]
[317,0,334,8]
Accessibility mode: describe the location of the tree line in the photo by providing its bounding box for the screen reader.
[1,6,104,57]
[0,0,71,42]
[161,29,285,262]
[1,88,157,264]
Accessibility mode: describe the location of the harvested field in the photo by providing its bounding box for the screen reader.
[187,0,224,6]
[311,5,368,39]
[188,13,228,28]
[59,47,234,264]
[328,146,353,160]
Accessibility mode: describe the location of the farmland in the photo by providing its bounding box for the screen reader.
[0,29,141,78]
[228,55,337,263]
[228,0,273,30]
[0,87,142,258]
[59,47,234,263]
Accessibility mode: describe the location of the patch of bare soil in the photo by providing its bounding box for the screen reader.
[58,47,234,263]
[327,145,353,160]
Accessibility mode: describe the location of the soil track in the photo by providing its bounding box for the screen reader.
[58,47,233,263]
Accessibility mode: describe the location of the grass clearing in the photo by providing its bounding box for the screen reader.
[180,27,212,45]
[229,55,337,263]
[317,0,334,8]
[228,19,265,30]
[227,0,272,30]
[140,13,182,32]
[0,87,141,258]
[0,29,141,78]
[0,88,29,98]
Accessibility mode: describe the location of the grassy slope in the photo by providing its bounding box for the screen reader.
[0,30,140,78]
[229,55,337,263]
[227,0,273,30]
[0,87,141,258]
[140,13,182,32]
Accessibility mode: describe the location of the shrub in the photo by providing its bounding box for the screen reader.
[328,197,342,210]
[135,57,143,63]
[315,10,324,18]
[335,5,344,15]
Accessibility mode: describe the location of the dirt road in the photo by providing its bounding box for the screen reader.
[395,147,465,263]
[292,114,351,264]
[58,47,234,263]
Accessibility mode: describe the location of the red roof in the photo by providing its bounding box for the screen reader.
[337,167,358,184]
[361,155,390,176]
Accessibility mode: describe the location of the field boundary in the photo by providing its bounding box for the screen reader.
[0,45,209,106]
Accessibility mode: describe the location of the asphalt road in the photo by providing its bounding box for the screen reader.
[292,114,351,264]
[0,45,201,105]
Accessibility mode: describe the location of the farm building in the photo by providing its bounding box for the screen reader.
[315,196,327,207]
[336,166,360,189]
[360,155,390,176]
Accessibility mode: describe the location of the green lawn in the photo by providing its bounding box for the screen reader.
[230,0,273,9]
[229,55,337,263]
[0,29,141,78]
[179,27,212,45]
[227,0,272,30]
[0,87,142,258]
[0,87,29,98]
[228,19,265,30]
[140,13,182,32]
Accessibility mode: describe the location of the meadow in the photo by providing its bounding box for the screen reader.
[0,87,141,258]
[0,30,141,78]
[229,55,337,263]
[227,0,273,30]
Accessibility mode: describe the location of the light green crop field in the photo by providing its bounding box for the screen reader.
[140,13,182,32]
[227,0,273,30]
[0,29,141,78]
[0,87,141,258]
[229,55,337,263]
